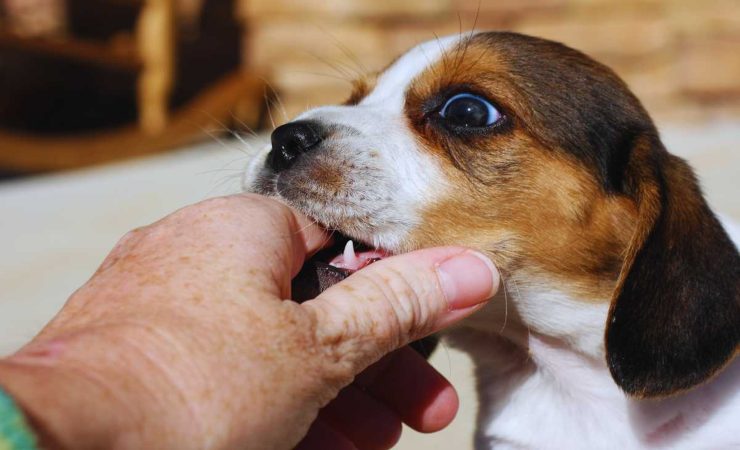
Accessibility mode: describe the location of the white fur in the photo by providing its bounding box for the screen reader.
[448,329,739,450]
[512,283,609,358]
[244,36,462,252]
[360,35,461,110]
[244,36,740,450]
[293,36,462,251]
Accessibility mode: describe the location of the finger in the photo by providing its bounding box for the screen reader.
[306,247,499,375]
[364,346,458,433]
[295,419,357,450]
[353,351,398,388]
[256,197,332,279]
[187,194,332,296]
[319,385,402,450]
[287,207,334,274]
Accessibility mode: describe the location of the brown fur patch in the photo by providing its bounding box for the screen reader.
[402,36,638,302]
[408,141,636,302]
[344,77,376,106]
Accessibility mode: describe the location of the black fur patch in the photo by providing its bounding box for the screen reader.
[472,32,654,193]
[606,146,740,397]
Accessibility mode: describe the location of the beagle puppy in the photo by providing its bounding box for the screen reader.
[244,32,740,449]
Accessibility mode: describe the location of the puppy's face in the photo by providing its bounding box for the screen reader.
[247,33,640,298]
[246,32,740,398]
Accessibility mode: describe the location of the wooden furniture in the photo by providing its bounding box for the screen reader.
[0,0,267,172]
[1,0,175,134]
[136,0,174,134]
[0,72,265,172]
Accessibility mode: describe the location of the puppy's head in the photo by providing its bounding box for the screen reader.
[245,32,739,398]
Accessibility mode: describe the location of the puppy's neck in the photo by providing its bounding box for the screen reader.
[453,276,611,361]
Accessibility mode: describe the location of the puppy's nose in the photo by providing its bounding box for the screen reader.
[269,120,324,172]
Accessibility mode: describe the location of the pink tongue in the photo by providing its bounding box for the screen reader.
[329,241,388,272]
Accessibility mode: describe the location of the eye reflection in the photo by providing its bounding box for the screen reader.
[439,93,501,128]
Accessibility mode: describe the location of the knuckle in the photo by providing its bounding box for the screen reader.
[306,302,363,383]
[370,266,429,340]
[117,227,145,247]
[376,267,428,344]
[99,227,149,270]
[168,197,244,232]
[307,263,439,385]
[341,267,430,344]
[199,195,238,210]
[191,196,238,220]
[196,195,292,227]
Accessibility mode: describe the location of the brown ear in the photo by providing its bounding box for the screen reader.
[606,135,740,398]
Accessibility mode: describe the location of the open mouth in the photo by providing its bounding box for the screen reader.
[327,238,389,272]
[291,232,391,302]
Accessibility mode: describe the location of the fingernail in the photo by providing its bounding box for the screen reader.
[436,251,499,310]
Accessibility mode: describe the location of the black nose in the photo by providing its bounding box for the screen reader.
[269,120,324,172]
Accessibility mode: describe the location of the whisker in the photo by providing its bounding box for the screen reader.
[316,24,369,76]
[509,277,531,344]
[264,89,278,130]
[432,31,452,76]
[304,50,357,82]
[225,129,252,148]
[294,215,323,237]
[261,77,290,123]
[192,109,235,133]
[190,112,260,157]
[206,172,244,197]
[202,128,235,150]
[287,70,356,83]
[499,271,510,334]
[197,167,245,176]
[229,112,259,138]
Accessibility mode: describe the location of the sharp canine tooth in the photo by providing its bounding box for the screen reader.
[344,240,357,265]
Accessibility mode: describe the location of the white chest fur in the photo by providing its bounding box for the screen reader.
[447,329,739,450]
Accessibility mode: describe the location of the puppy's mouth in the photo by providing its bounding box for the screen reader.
[291,232,391,302]
[326,236,389,271]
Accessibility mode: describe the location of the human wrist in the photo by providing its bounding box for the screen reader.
[0,357,136,449]
[0,326,200,450]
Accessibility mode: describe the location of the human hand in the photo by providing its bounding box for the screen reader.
[0,194,498,449]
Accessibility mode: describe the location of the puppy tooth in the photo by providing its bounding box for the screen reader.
[344,240,357,265]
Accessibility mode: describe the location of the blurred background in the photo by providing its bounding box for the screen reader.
[0,1,738,448]
[0,0,738,174]
[247,0,740,122]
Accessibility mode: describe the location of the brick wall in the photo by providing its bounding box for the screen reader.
[239,0,740,124]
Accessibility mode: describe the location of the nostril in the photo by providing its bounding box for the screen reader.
[269,120,324,172]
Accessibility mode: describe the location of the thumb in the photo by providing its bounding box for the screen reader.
[304,247,499,373]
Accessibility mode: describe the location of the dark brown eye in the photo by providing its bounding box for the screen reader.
[439,93,500,128]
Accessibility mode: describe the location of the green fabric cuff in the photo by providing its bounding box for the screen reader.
[0,387,37,450]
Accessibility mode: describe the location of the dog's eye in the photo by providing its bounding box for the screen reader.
[439,93,500,128]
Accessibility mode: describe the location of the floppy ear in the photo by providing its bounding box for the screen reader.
[606,134,740,398]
